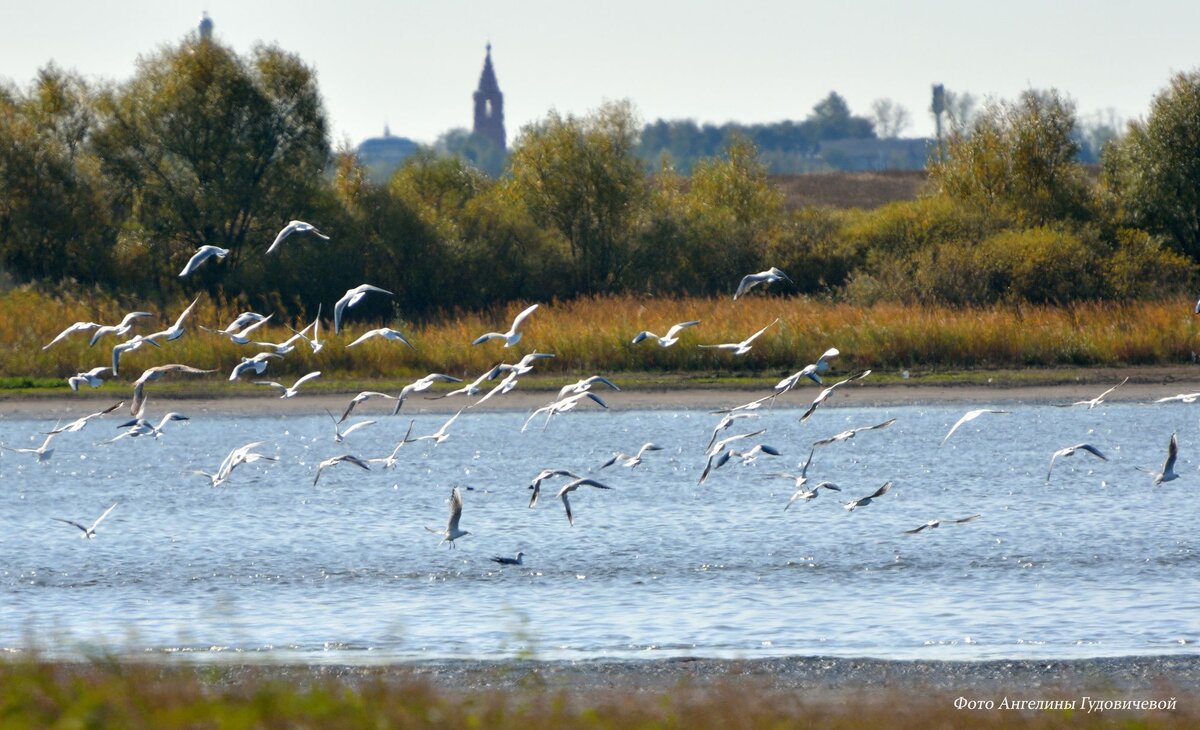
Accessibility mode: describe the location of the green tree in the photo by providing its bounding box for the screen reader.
[1103,70,1200,260]
[929,89,1091,225]
[0,66,117,283]
[435,128,507,178]
[92,37,330,286]
[509,100,646,293]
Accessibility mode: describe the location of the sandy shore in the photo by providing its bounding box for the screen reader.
[4,367,1200,418]
[202,655,1200,699]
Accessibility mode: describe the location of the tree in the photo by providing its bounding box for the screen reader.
[870,98,911,138]
[92,38,330,285]
[435,127,507,178]
[508,100,646,293]
[929,89,1091,225]
[809,92,874,140]
[1102,70,1200,260]
[0,65,117,283]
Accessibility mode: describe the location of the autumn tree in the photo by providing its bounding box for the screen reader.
[509,101,646,293]
[92,37,330,286]
[1103,70,1200,260]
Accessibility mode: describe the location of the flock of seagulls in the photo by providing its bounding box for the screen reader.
[13,240,1194,552]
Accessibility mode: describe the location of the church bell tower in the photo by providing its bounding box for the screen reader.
[472,43,506,151]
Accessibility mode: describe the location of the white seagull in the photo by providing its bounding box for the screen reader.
[490,552,525,566]
[699,318,780,356]
[338,391,400,423]
[105,412,189,443]
[1046,443,1108,482]
[799,370,872,422]
[527,468,584,508]
[427,486,469,547]
[472,303,539,347]
[145,296,201,343]
[393,373,464,413]
[705,412,759,452]
[200,314,274,345]
[44,401,123,435]
[1056,377,1129,409]
[131,363,215,416]
[555,375,620,401]
[367,421,417,469]
[334,284,393,335]
[843,481,893,511]
[313,453,371,486]
[1154,392,1200,404]
[87,311,155,347]
[733,267,792,299]
[220,311,268,334]
[178,245,229,277]
[631,320,701,347]
[904,515,981,534]
[601,442,664,468]
[1,432,59,462]
[521,391,608,432]
[229,352,282,381]
[68,366,111,391]
[326,410,378,444]
[252,331,309,355]
[414,409,464,446]
[556,477,613,526]
[346,327,416,350]
[1137,432,1180,485]
[254,371,322,398]
[110,334,161,376]
[812,418,897,448]
[54,503,117,539]
[266,219,330,254]
[940,408,1010,446]
[433,364,506,400]
[43,321,101,350]
[775,347,840,393]
[190,440,277,487]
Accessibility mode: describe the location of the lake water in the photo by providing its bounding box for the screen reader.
[2,393,1198,663]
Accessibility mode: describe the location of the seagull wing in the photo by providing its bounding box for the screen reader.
[266,221,298,253]
[447,487,464,532]
[510,303,539,333]
[1162,432,1179,475]
[53,517,89,534]
[90,503,118,532]
[664,320,701,339]
[292,371,322,389]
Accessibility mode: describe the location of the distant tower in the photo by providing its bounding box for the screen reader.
[472,43,506,151]
[198,11,214,41]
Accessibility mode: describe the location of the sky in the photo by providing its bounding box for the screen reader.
[2,1,1199,147]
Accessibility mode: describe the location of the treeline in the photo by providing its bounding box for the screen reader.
[1,36,1199,323]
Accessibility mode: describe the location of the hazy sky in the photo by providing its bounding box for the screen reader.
[3,1,1198,147]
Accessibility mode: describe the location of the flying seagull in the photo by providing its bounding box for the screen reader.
[1046,443,1108,482]
[110,334,162,376]
[190,440,277,487]
[1154,392,1200,404]
[145,296,201,343]
[68,366,111,391]
[940,409,1010,446]
[705,412,759,452]
[472,303,539,347]
[799,370,872,423]
[555,375,620,401]
[131,363,215,416]
[229,352,282,381]
[1,432,59,463]
[556,477,613,526]
[347,327,416,350]
[1136,432,1180,485]
[699,318,780,356]
[43,321,101,350]
[527,468,584,508]
[427,486,469,547]
[254,371,322,398]
[339,391,400,423]
[413,409,464,446]
[843,481,893,511]
[44,401,123,435]
[333,284,394,335]
[522,391,608,432]
[312,453,371,486]
[53,503,117,539]
[266,219,330,254]
[178,245,229,277]
[812,418,897,448]
[367,421,417,469]
[904,515,981,534]
[200,314,274,345]
[87,311,155,347]
[775,347,840,393]
[1055,377,1129,410]
[393,373,464,413]
[631,320,701,347]
[105,412,189,443]
[733,267,792,300]
[220,311,268,334]
[325,410,378,443]
[601,442,664,468]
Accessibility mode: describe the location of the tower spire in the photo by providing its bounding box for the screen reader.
[473,43,506,151]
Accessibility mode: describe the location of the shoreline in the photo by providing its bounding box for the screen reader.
[3,366,1200,417]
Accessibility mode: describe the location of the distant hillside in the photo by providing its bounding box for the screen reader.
[772,170,927,210]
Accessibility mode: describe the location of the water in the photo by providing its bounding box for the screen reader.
[2,397,1198,663]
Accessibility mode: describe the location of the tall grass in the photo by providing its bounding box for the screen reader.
[5,289,1199,387]
[0,658,1191,729]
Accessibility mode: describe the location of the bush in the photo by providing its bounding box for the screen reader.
[1102,228,1197,300]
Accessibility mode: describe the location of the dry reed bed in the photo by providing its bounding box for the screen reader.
[4,290,1198,384]
[0,659,1192,729]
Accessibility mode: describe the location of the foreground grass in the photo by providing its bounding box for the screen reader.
[6,289,1200,388]
[0,659,1192,729]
